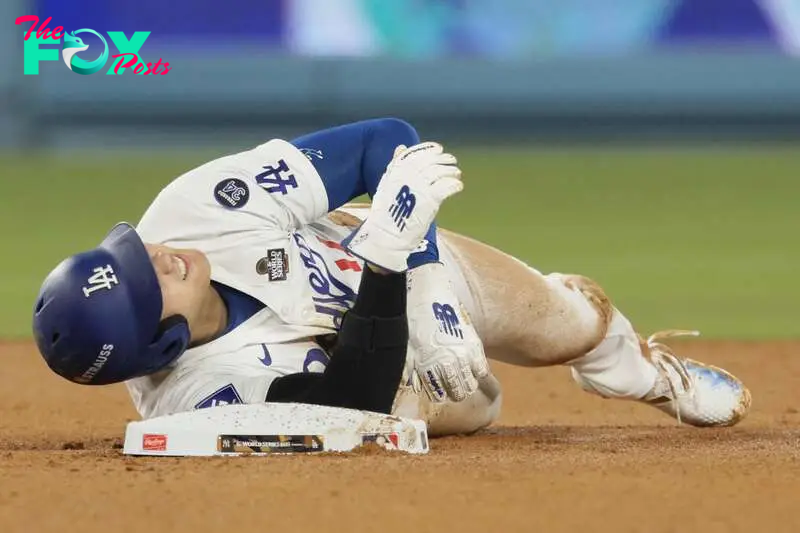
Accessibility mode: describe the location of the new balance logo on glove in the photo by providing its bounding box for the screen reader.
[389,185,416,231]
[433,302,463,339]
[342,142,462,273]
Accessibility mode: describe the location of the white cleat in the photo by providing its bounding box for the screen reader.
[641,331,751,427]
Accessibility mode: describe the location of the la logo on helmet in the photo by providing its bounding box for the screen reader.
[15,16,172,75]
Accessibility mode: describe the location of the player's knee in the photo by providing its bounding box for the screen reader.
[550,273,614,335]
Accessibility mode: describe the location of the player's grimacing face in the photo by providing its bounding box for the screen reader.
[144,244,212,324]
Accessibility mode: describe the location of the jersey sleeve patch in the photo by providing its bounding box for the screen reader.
[214,178,250,209]
[194,384,244,409]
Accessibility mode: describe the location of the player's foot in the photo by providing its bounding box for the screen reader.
[640,331,751,427]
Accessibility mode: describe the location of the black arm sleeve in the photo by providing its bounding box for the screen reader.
[266,267,408,414]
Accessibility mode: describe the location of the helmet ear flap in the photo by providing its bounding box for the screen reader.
[141,315,191,375]
[156,315,190,342]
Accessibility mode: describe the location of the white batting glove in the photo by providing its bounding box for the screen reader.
[407,262,490,403]
[342,142,462,272]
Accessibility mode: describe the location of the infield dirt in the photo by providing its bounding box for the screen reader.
[1,340,798,533]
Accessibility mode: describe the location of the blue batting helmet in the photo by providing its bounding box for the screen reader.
[32,223,191,385]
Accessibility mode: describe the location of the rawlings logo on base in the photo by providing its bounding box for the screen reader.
[142,434,167,451]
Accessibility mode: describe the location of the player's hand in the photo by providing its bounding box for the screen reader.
[406,263,491,403]
[342,142,462,272]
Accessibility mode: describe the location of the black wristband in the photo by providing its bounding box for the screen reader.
[338,312,409,351]
[351,267,406,319]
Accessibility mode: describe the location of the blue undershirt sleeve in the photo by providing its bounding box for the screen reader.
[291,118,439,268]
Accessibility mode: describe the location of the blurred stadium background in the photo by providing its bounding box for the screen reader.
[0,0,797,339]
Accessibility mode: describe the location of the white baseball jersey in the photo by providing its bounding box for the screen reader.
[125,139,474,420]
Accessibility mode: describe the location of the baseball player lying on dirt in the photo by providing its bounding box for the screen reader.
[32,119,751,436]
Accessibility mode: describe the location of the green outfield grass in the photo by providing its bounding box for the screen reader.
[1,145,797,339]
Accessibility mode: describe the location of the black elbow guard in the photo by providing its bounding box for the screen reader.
[334,310,409,413]
[337,311,408,353]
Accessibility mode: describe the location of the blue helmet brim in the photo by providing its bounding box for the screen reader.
[99,223,164,341]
